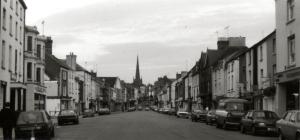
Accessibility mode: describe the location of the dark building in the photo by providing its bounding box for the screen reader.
[198,37,247,109]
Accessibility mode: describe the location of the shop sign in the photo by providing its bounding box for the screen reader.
[35,86,46,93]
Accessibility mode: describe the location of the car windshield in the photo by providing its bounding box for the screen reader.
[254,111,278,119]
[225,103,244,111]
[17,112,44,125]
[60,110,75,116]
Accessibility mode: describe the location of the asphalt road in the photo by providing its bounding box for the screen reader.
[53,111,277,140]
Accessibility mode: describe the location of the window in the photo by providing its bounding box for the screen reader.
[27,36,32,51]
[231,75,234,90]
[273,64,277,75]
[8,46,12,71]
[260,69,264,78]
[288,35,296,66]
[260,46,263,61]
[9,15,12,36]
[231,62,234,72]
[36,68,41,82]
[62,71,67,80]
[20,7,23,20]
[27,62,32,80]
[15,49,17,73]
[37,44,41,58]
[272,39,276,54]
[1,41,6,69]
[19,26,22,44]
[15,1,19,15]
[10,0,13,9]
[287,0,295,21]
[15,22,18,40]
[248,52,251,65]
[2,8,7,29]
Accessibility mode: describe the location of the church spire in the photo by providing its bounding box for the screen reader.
[135,55,140,80]
[133,55,143,87]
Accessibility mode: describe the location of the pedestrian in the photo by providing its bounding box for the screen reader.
[0,102,16,140]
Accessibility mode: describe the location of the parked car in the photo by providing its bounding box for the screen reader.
[240,110,279,135]
[163,108,171,114]
[215,98,250,129]
[57,110,79,125]
[277,110,300,140]
[137,106,143,111]
[145,107,150,111]
[128,107,136,112]
[168,108,177,115]
[83,109,95,118]
[206,110,216,125]
[15,110,55,139]
[98,108,111,115]
[176,109,190,119]
[158,108,164,113]
[191,109,207,122]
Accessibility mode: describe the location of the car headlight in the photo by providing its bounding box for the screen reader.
[258,123,266,127]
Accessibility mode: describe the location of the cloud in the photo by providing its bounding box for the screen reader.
[25,0,275,83]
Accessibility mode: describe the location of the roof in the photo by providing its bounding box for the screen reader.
[46,54,71,70]
[25,26,39,34]
[19,0,27,9]
[76,64,91,74]
[97,77,118,88]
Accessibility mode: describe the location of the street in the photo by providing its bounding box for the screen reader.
[54,111,277,140]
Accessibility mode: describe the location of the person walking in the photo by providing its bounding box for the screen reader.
[0,102,16,140]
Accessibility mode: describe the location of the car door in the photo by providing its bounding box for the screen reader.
[286,112,299,140]
[244,111,253,130]
[280,112,292,138]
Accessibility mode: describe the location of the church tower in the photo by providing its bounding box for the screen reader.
[133,56,143,87]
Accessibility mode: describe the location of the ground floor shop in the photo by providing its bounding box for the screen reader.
[275,67,300,116]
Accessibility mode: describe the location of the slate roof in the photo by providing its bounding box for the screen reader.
[46,54,72,70]
[97,77,118,88]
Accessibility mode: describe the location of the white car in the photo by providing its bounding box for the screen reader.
[176,109,190,119]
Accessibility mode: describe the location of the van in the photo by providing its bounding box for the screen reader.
[215,98,250,129]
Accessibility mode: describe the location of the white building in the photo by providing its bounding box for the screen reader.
[275,0,300,116]
[24,26,47,111]
[0,0,27,111]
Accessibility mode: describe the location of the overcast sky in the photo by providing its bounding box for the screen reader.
[24,0,275,84]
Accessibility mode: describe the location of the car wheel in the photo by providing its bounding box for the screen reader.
[251,126,257,135]
[296,134,300,140]
[240,125,245,134]
[278,130,285,140]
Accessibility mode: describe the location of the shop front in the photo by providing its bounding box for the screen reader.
[275,67,300,116]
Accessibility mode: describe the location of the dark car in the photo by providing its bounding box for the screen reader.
[83,109,95,118]
[57,110,79,125]
[206,110,216,125]
[137,106,143,111]
[15,110,55,139]
[191,109,207,122]
[277,110,300,140]
[215,98,250,129]
[145,107,150,111]
[168,108,177,115]
[128,107,136,112]
[98,108,110,115]
[240,110,279,135]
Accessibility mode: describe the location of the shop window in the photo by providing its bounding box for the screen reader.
[288,35,296,66]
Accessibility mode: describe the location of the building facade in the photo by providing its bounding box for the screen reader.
[275,0,300,116]
[0,0,27,111]
[24,26,46,111]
